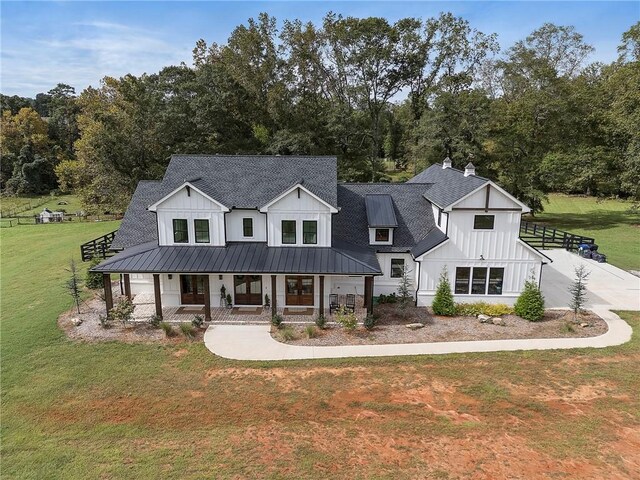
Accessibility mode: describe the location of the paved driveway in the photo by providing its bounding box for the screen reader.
[541,250,640,310]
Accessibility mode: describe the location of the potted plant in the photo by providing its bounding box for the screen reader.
[226,293,233,309]
[264,293,271,310]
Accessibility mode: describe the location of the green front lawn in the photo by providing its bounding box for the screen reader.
[531,194,640,271]
[2,206,640,479]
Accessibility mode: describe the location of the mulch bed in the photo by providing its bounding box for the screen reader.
[58,289,204,344]
[273,304,608,346]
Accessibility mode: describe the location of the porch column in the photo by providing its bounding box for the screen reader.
[319,275,325,316]
[364,276,374,313]
[153,274,163,319]
[204,275,211,322]
[123,274,132,300]
[271,275,277,314]
[103,273,113,313]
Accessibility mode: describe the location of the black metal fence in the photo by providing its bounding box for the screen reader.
[81,230,118,261]
[520,220,595,251]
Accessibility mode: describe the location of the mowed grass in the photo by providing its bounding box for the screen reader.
[2,218,640,478]
[531,194,640,271]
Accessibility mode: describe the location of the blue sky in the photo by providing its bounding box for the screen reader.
[1,1,638,97]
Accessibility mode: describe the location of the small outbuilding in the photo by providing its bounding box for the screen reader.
[38,208,64,223]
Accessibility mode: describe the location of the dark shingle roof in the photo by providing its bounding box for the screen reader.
[407,164,488,208]
[156,155,338,209]
[92,241,381,275]
[111,181,160,250]
[411,229,448,257]
[334,184,437,253]
[365,194,398,227]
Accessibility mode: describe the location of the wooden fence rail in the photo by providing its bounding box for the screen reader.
[81,230,118,261]
[520,220,595,251]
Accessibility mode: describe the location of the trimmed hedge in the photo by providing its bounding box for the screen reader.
[454,302,514,317]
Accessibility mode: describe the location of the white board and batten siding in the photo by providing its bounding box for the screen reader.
[416,183,543,306]
[265,188,332,247]
[225,210,267,242]
[154,187,226,246]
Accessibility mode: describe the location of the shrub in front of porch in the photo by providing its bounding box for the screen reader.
[180,323,196,339]
[336,308,358,332]
[110,299,135,326]
[514,277,545,322]
[455,302,514,317]
[271,314,283,328]
[160,321,175,337]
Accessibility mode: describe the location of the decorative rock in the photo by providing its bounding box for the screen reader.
[491,317,506,326]
[478,314,491,322]
[405,323,425,330]
[580,323,590,328]
[72,318,83,326]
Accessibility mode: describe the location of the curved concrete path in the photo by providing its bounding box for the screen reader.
[204,250,637,360]
[204,308,632,361]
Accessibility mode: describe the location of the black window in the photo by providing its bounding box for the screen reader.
[488,268,504,295]
[303,220,317,244]
[455,267,470,294]
[390,259,405,278]
[242,218,253,237]
[471,267,488,294]
[282,220,296,244]
[375,228,390,242]
[474,215,495,230]
[173,219,188,243]
[194,219,210,243]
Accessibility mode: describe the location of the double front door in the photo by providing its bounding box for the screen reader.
[180,275,207,305]
[286,276,314,306]
[234,275,262,305]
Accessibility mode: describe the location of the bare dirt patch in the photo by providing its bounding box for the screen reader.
[275,306,607,346]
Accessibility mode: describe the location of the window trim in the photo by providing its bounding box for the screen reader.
[455,266,505,295]
[194,219,210,244]
[172,218,188,244]
[281,220,296,245]
[390,258,405,278]
[302,220,318,245]
[242,217,254,238]
[473,214,495,230]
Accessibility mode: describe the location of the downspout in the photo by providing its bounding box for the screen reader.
[414,257,421,306]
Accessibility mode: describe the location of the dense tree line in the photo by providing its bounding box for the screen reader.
[1,14,638,213]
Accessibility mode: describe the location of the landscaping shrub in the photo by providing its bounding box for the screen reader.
[160,321,175,337]
[281,326,296,341]
[396,266,413,316]
[271,314,283,328]
[85,257,103,289]
[377,293,398,304]
[110,298,135,326]
[455,302,514,317]
[432,267,455,316]
[514,276,545,322]
[192,314,204,328]
[305,325,318,338]
[561,322,575,333]
[363,313,376,331]
[315,314,326,329]
[99,314,111,329]
[148,314,162,328]
[226,293,233,307]
[336,308,358,331]
[180,323,196,339]
[569,265,590,321]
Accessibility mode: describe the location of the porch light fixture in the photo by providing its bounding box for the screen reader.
[479,255,485,261]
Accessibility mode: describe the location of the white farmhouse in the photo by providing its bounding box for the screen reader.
[92,155,548,319]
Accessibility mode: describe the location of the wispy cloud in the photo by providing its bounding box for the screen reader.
[1,20,191,96]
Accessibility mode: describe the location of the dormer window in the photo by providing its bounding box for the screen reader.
[303,220,317,244]
[282,220,296,244]
[173,219,188,243]
[194,219,210,243]
[243,218,253,237]
[375,228,390,242]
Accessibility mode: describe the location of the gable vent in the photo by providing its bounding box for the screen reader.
[464,162,476,177]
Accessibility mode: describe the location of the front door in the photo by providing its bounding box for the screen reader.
[234,275,262,305]
[285,276,314,306]
[180,275,207,304]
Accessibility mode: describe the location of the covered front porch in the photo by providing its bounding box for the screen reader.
[128,291,368,324]
[102,272,375,323]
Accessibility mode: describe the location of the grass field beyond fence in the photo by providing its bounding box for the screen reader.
[529,194,640,271]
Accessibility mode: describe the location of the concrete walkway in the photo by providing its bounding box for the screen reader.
[204,250,638,361]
